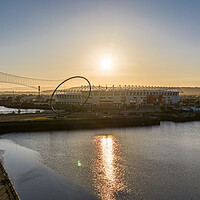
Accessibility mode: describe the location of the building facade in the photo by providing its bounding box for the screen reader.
[55,85,181,107]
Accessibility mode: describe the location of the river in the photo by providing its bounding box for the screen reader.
[0,106,43,114]
[0,122,200,200]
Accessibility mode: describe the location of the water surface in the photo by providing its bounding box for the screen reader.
[0,106,43,114]
[1,122,200,199]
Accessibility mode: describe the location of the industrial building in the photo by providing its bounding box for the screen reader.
[55,85,181,107]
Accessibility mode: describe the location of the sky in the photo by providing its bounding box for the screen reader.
[0,0,200,87]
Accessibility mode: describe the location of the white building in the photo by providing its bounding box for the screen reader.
[55,85,181,107]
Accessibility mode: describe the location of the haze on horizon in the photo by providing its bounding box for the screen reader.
[1,0,200,87]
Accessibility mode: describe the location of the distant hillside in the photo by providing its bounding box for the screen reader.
[181,87,200,96]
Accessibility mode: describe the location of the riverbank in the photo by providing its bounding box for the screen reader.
[1,111,200,134]
[0,114,160,134]
[0,161,20,200]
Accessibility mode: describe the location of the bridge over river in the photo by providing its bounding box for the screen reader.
[0,71,62,93]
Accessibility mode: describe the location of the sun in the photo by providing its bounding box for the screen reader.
[101,59,112,70]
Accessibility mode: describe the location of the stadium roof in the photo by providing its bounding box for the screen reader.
[58,85,183,93]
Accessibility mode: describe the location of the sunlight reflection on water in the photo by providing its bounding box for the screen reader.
[2,122,200,199]
[92,135,129,200]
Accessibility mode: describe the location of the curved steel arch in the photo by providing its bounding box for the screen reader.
[50,76,91,115]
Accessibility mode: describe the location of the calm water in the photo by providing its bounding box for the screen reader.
[1,122,200,200]
[0,106,43,114]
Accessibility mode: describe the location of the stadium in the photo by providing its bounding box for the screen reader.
[55,85,182,107]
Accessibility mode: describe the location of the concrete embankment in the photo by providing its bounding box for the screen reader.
[159,114,200,122]
[146,112,200,123]
[0,161,20,200]
[0,115,160,134]
[1,111,200,134]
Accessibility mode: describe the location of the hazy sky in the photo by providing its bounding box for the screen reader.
[1,0,200,87]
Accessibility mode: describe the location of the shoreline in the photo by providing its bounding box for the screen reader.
[0,112,200,134]
[0,115,160,134]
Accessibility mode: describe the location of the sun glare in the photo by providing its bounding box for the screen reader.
[101,59,112,70]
